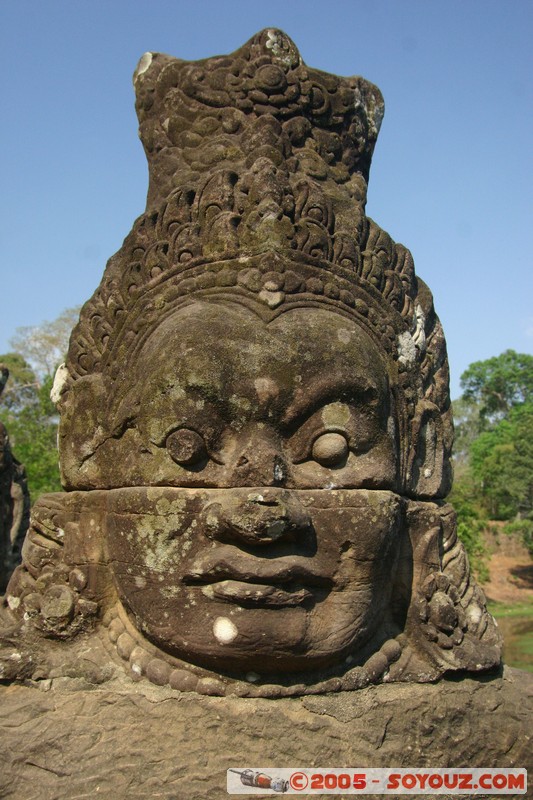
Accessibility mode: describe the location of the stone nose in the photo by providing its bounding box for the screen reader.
[200,490,311,547]
[231,427,287,487]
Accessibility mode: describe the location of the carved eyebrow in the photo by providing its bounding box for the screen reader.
[144,383,229,446]
[185,381,230,414]
[281,377,380,431]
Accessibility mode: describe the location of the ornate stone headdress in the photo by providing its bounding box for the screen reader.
[60,29,451,498]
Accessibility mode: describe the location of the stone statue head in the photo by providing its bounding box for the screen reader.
[1,30,501,696]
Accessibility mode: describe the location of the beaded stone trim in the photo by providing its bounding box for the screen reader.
[103,602,403,698]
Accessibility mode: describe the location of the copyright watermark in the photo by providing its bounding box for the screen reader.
[227,767,527,794]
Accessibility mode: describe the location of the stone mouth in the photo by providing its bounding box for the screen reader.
[199,579,316,607]
[183,551,332,592]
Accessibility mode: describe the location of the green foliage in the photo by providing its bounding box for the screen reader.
[0,309,81,502]
[460,349,533,426]
[0,375,61,499]
[0,352,39,411]
[504,519,533,556]
[448,474,489,583]
[451,396,482,465]
[454,351,533,557]
[470,402,533,520]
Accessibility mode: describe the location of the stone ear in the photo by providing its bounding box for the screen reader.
[58,373,111,487]
[407,401,452,499]
[387,501,502,682]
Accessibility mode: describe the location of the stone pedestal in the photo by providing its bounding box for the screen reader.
[1,668,531,800]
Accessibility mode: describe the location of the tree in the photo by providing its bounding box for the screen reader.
[0,353,40,412]
[448,473,489,582]
[451,396,482,466]
[470,402,533,520]
[458,350,533,521]
[459,349,533,426]
[8,306,80,381]
[0,307,80,503]
[452,349,533,572]
[0,371,62,499]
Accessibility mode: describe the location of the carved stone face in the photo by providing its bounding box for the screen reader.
[1,30,502,694]
[104,302,404,673]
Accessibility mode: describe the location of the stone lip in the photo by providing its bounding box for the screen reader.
[0,667,531,800]
[184,545,332,586]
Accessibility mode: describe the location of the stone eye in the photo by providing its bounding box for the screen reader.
[166,428,207,467]
[311,432,349,467]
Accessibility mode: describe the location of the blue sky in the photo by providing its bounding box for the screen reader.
[1,0,531,398]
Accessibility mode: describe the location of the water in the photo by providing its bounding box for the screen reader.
[494,615,533,673]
